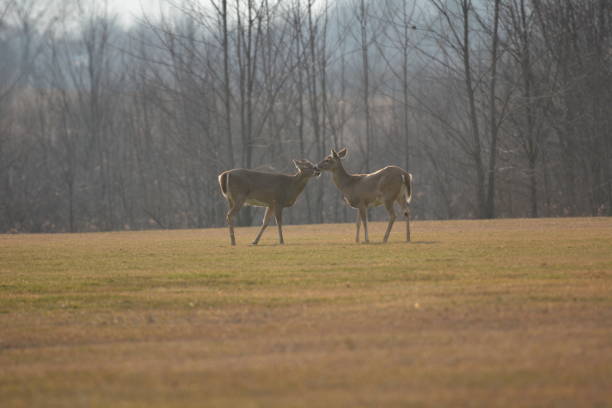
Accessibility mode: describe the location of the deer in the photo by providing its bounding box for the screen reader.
[317,148,413,243]
[218,160,320,246]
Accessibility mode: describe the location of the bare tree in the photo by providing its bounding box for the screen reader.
[423,0,506,218]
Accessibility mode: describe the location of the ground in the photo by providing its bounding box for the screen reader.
[1,218,612,407]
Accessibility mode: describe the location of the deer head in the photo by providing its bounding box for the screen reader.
[293,159,320,177]
[316,148,347,171]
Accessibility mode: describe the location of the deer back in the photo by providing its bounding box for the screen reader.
[224,169,298,207]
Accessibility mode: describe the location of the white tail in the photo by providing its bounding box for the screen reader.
[218,172,230,198]
[403,173,413,205]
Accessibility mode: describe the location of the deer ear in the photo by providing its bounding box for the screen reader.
[331,149,338,158]
[293,159,309,169]
[337,148,347,158]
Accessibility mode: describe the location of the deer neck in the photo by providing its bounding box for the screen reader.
[331,162,353,191]
[287,172,310,201]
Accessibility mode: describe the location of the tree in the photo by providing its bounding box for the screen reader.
[424,0,505,218]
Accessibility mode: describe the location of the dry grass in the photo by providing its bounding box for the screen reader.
[1,217,612,407]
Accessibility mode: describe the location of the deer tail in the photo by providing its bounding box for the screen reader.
[402,172,413,205]
[219,172,229,198]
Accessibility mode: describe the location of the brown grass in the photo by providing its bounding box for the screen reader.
[1,218,612,407]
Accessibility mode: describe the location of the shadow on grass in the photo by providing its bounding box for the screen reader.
[238,240,440,247]
[353,241,440,246]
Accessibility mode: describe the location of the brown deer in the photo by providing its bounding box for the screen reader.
[218,160,320,245]
[317,148,413,243]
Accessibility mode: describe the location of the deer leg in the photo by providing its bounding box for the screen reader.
[359,205,369,243]
[252,206,273,245]
[355,210,361,243]
[383,201,397,243]
[274,206,285,245]
[225,197,245,246]
[405,206,411,242]
[398,197,411,242]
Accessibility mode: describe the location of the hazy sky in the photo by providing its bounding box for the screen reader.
[109,0,163,24]
[110,0,140,15]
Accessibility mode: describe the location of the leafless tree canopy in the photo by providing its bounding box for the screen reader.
[1,0,611,232]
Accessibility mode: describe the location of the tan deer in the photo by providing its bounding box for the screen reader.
[317,148,413,243]
[218,160,320,245]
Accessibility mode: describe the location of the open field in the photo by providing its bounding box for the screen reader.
[1,217,612,407]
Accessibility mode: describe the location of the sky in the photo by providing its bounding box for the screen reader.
[111,0,147,16]
[108,0,163,25]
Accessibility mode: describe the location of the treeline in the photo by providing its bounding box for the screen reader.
[0,0,610,233]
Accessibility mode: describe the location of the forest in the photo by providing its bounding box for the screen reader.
[1,0,610,233]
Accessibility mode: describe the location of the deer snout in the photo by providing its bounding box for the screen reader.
[314,166,321,177]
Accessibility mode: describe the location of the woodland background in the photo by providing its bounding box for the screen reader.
[1,0,610,232]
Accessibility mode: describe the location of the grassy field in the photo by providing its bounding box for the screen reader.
[1,217,612,407]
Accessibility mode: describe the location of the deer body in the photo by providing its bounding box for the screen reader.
[218,160,319,245]
[318,148,413,243]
